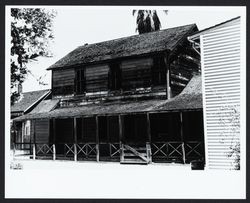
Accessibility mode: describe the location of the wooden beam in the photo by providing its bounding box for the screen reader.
[146,113,152,163]
[96,116,99,162]
[146,113,151,143]
[53,144,56,161]
[12,122,16,158]
[33,120,36,160]
[119,115,124,162]
[52,119,56,161]
[164,53,171,99]
[180,112,186,164]
[73,117,77,161]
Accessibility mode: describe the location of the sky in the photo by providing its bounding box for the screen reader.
[20,6,245,92]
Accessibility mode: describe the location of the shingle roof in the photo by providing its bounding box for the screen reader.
[11,89,51,113]
[14,75,202,121]
[48,24,197,70]
[30,99,59,114]
[155,74,202,111]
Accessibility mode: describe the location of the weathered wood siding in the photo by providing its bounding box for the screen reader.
[170,41,200,96]
[201,17,241,170]
[52,69,75,96]
[34,119,50,143]
[85,64,109,92]
[121,58,153,90]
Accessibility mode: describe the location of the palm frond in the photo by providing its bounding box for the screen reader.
[132,10,137,16]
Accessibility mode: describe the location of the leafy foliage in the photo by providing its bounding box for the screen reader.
[132,10,168,34]
[11,8,56,104]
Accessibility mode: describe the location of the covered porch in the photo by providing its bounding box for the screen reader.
[13,111,204,164]
[13,75,204,164]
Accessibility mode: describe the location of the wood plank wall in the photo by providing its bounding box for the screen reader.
[201,18,241,170]
[52,69,75,96]
[121,58,153,90]
[34,119,50,143]
[85,64,109,92]
[51,48,200,97]
[170,40,200,96]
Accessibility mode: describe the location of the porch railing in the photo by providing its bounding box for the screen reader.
[151,141,204,163]
[13,141,204,163]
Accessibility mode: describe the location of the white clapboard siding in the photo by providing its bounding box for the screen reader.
[201,17,241,170]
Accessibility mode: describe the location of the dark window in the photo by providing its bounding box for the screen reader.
[152,56,166,86]
[75,68,85,94]
[108,63,122,91]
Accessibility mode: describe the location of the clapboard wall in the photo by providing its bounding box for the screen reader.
[33,119,50,143]
[200,17,241,170]
[85,64,109,92]
[121,58,153,90]
[52,68,75,96]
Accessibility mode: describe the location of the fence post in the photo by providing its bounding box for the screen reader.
[73,118,77,162]
[180,112,186,164]
[33,143,36,160]
[119,115,124,163]
[13,142,16,160]
[53,144,56,160]
[96,116,99,162]
[74,144,77,161]
[146,142,152,164]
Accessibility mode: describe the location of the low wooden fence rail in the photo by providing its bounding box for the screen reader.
[151,141,204,163]
[13,141,204,163]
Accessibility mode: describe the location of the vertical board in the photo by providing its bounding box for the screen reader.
[201,18,241,170]
[35,119,50,143]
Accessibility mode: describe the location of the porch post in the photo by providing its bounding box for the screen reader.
[146,113,152,163]
[33,119,36,160]
[180,112,186,164]
[52,118,56,161]
[164,53,171,99]
[119,115,124,162]
[96,116,99,162]
[73,117,77,161]
[13,122,16,159]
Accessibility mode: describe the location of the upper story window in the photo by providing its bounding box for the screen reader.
[152,56,166,86]
[75,68,85,94]
[108,63,122,91]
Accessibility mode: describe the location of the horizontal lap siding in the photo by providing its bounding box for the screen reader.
[85,64,109,92]
[52,69,75,96]
[201,18,241,170]
[121,58,153,89]
[35,119,50,143]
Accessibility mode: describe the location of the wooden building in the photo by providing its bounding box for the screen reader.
[13,24,205,164]
[188,16,242,170]
[11,89,51,150]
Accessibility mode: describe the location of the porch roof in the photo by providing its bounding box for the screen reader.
[14,75,202,121]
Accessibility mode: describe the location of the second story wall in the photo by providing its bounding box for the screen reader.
[121,58,153,90]
[52,68,75,96]
[85,64,109,92]
[51,44,200,101]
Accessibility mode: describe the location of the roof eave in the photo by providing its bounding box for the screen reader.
[188,16,240,40]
